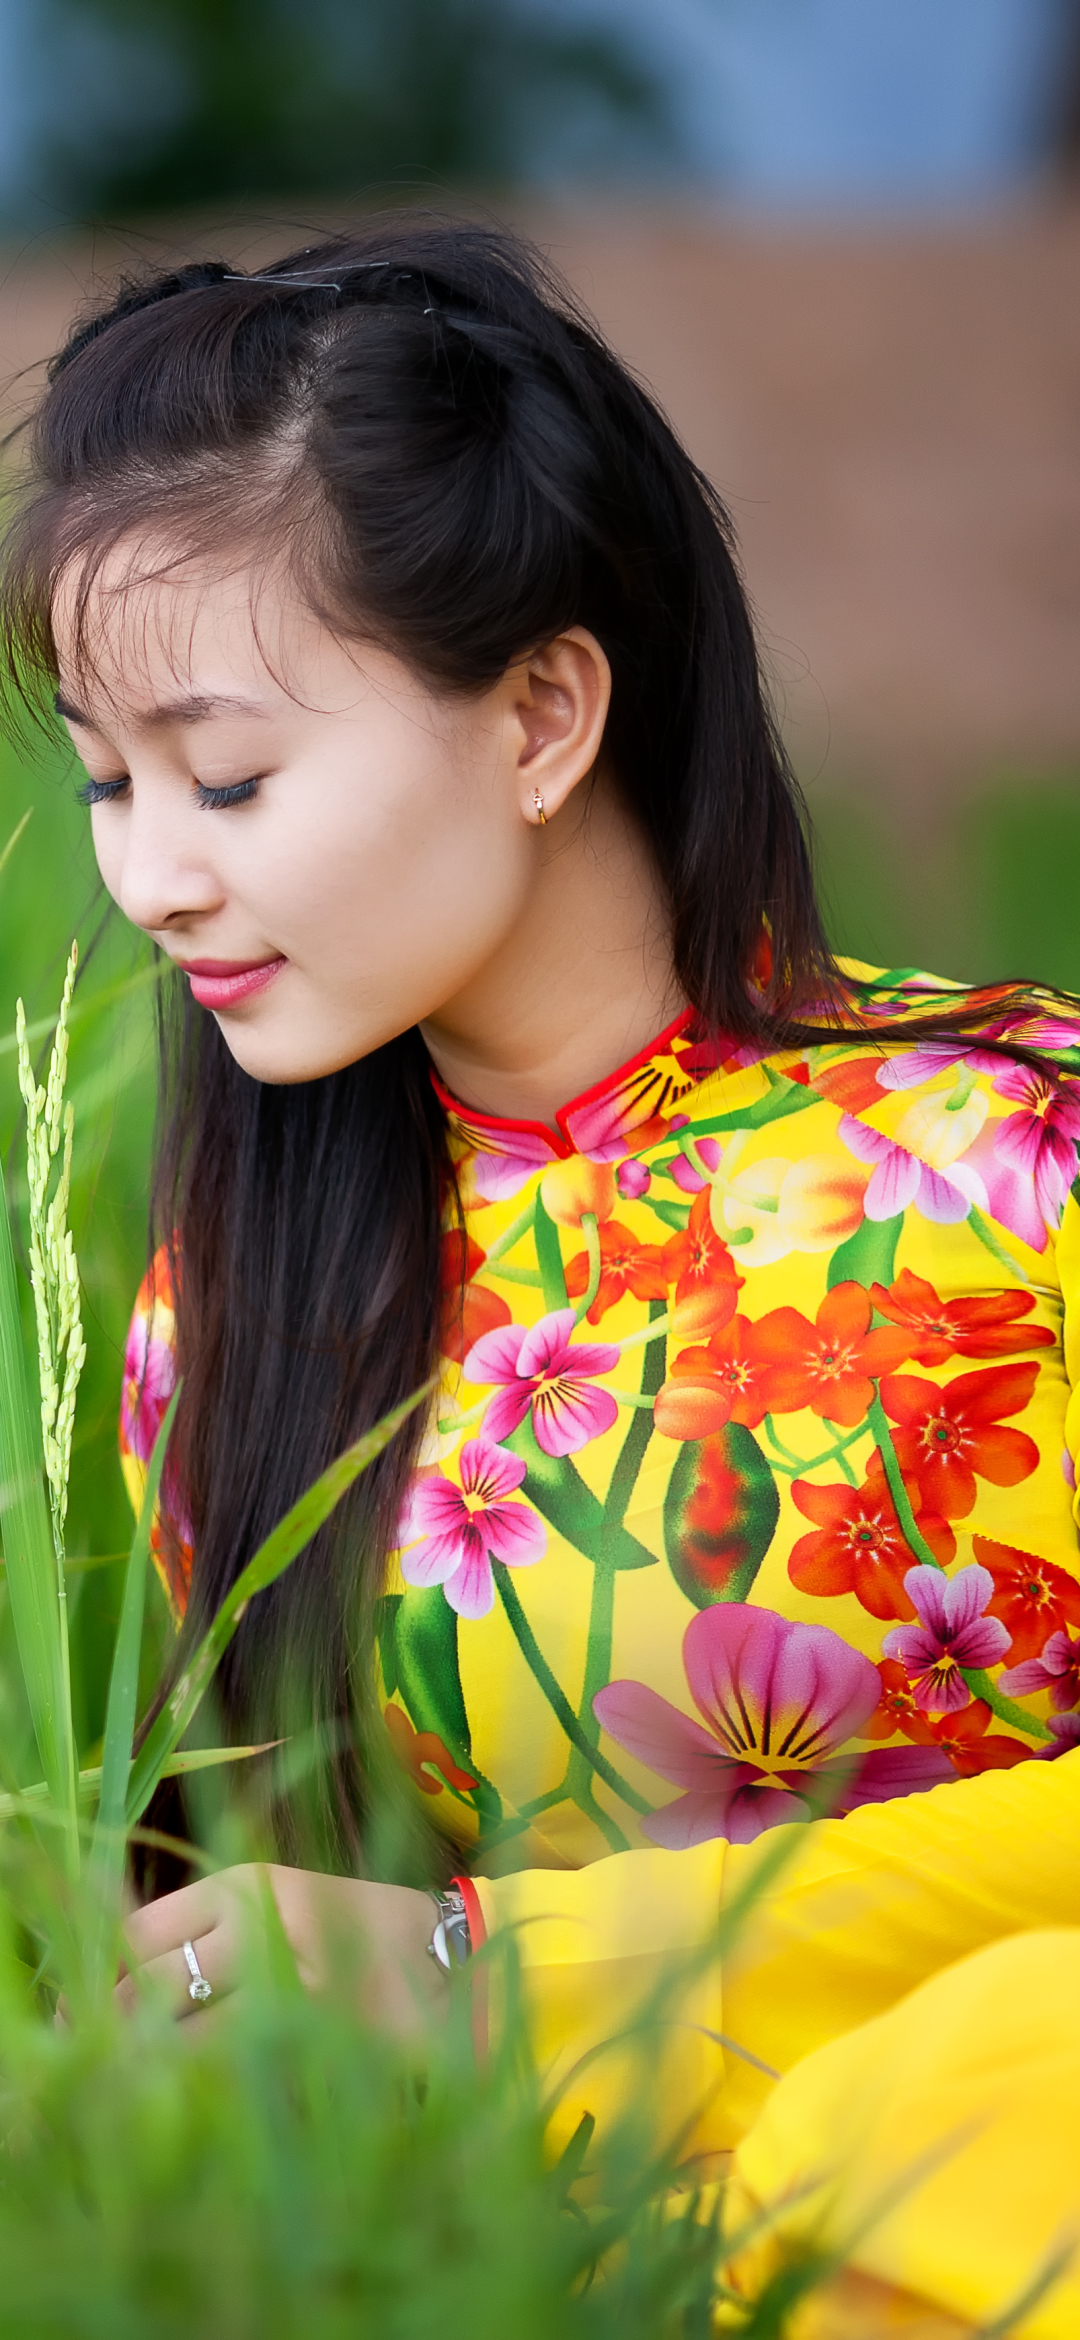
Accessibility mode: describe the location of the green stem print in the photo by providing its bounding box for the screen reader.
[864,1393,941,1569]
[566,1302,667,1819]
[967,1206,1034,1289]
[960,1667,1052,1742]
[482,1200,538,1270]
[762,1417,869,1480]
[822,1422,858,1486]
[492,1565,651,1833]
[617,1310,672,1356]
[533,1192,569,1311]
[762,1413,805,1468]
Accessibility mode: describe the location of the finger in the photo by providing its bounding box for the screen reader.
[121,1873,235,1970]
[114,1928,229,2021]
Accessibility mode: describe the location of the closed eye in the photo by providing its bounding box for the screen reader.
[75,775,262,810]
[194,777,261,810]
[76,775,128,808]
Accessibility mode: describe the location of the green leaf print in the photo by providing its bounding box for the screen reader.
[533,1191,569,1311]
[390,1585,503,1818]
[507,1412,658,1571]
[691,1079,819,1139]
[663,1425,780,1607]
[374,1593,403,1700]
[827,1212,902,1292]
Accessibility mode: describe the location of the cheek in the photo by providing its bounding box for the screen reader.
[88,808,126,902]
[215,751,532,1079]
[257,761,525,989]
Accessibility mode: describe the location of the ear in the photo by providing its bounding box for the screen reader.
[505,627,612,827]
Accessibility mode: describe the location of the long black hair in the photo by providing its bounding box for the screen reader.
[0,215,1054,1870]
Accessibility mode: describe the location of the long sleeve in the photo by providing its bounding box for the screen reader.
[473,1746,1080,2161]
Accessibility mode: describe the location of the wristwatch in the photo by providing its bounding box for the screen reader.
[427,1886,471,1972]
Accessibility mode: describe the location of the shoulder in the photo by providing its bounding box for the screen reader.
[677,962,1080,1265]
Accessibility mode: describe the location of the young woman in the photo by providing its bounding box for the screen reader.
[4,218,1080,2331]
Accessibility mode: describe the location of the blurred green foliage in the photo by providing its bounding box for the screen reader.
[812,773,1080,994]
[43,0,663,217]
[0,721,162,1770]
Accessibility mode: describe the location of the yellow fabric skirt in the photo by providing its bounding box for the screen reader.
[477,1752,1080,2331]
[726,1928,1080,2338]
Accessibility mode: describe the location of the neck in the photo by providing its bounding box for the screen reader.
[420,779,682,1130]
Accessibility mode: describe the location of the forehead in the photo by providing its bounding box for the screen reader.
[51,542,326,729]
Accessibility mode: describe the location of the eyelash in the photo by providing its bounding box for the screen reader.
[76,776,261,810]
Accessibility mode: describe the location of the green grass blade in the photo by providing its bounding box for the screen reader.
[0,809,32,881]
[0,1745,281,1828]
[125,1378,435,1827]
[94,1385,180,1858]
[0,958,162,1063]
[0,1150,71,1825]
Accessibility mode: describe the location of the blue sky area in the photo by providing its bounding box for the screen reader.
[0,0,1073,215]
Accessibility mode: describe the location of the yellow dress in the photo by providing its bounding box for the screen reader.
[121,962,1080,2329]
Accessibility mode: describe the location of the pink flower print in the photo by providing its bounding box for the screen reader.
[669,1136,722,1195]
[120,1313,178,1464]
[398,1437,546,1620]
[563,1053,694,1163]
[838,1114,985,1225]
[470,1126,561,1203]
[990,1066,1080,1227]
[593,1604,952,1847]
[1000,1626,1080,1712]
[876,1044,1004,1092]
[463,1308,620,1458]
[1002,1013,1080,1056]
[616,1158,652,1200]
[882,1563,1012,1714]
[1040,1713,1080,1757]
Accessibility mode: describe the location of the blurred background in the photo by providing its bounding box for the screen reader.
[0,0,1077,1745]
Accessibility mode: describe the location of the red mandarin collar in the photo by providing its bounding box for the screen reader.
[428,1007,714,1163]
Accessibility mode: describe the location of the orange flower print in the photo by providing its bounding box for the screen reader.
[564,1219,668,1325]
[807,1054,893,1113]
[757,1282,915,1428]
[438,1228,511,1365]
[878,1362,1040,1519]
[860,1656,922,1738]
[862,1671,1031,1775]
[661,1189,743,1339]
[654,1313,793,1440]
[789,1469,955,1620]
[384,1703,478,1797]
[869,1268,1054,1368]
[972,1535,1080,1664]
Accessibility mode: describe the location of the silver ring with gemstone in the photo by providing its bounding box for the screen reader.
[182,1938,213,2004]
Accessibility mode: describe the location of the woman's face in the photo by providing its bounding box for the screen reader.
[55,555,609,1086]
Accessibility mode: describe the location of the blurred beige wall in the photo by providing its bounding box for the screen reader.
[2,201,1079,823]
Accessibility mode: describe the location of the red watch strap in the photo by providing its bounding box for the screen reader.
[450,1873,487,1952]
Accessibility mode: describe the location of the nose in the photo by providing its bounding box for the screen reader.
[103,787,225,937]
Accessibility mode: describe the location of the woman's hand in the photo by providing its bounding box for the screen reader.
[114,1865,445,2032]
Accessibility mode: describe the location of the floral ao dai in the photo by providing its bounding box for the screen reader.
[119,964,1080,1874]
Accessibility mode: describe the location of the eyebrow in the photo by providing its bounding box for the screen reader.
[54,689,270,731]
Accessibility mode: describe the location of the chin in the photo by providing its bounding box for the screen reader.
[212,1015,389,1087]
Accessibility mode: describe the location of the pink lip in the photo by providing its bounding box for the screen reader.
[178,957,286,1011]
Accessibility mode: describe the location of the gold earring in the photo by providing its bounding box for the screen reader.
[533,788,547,826]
